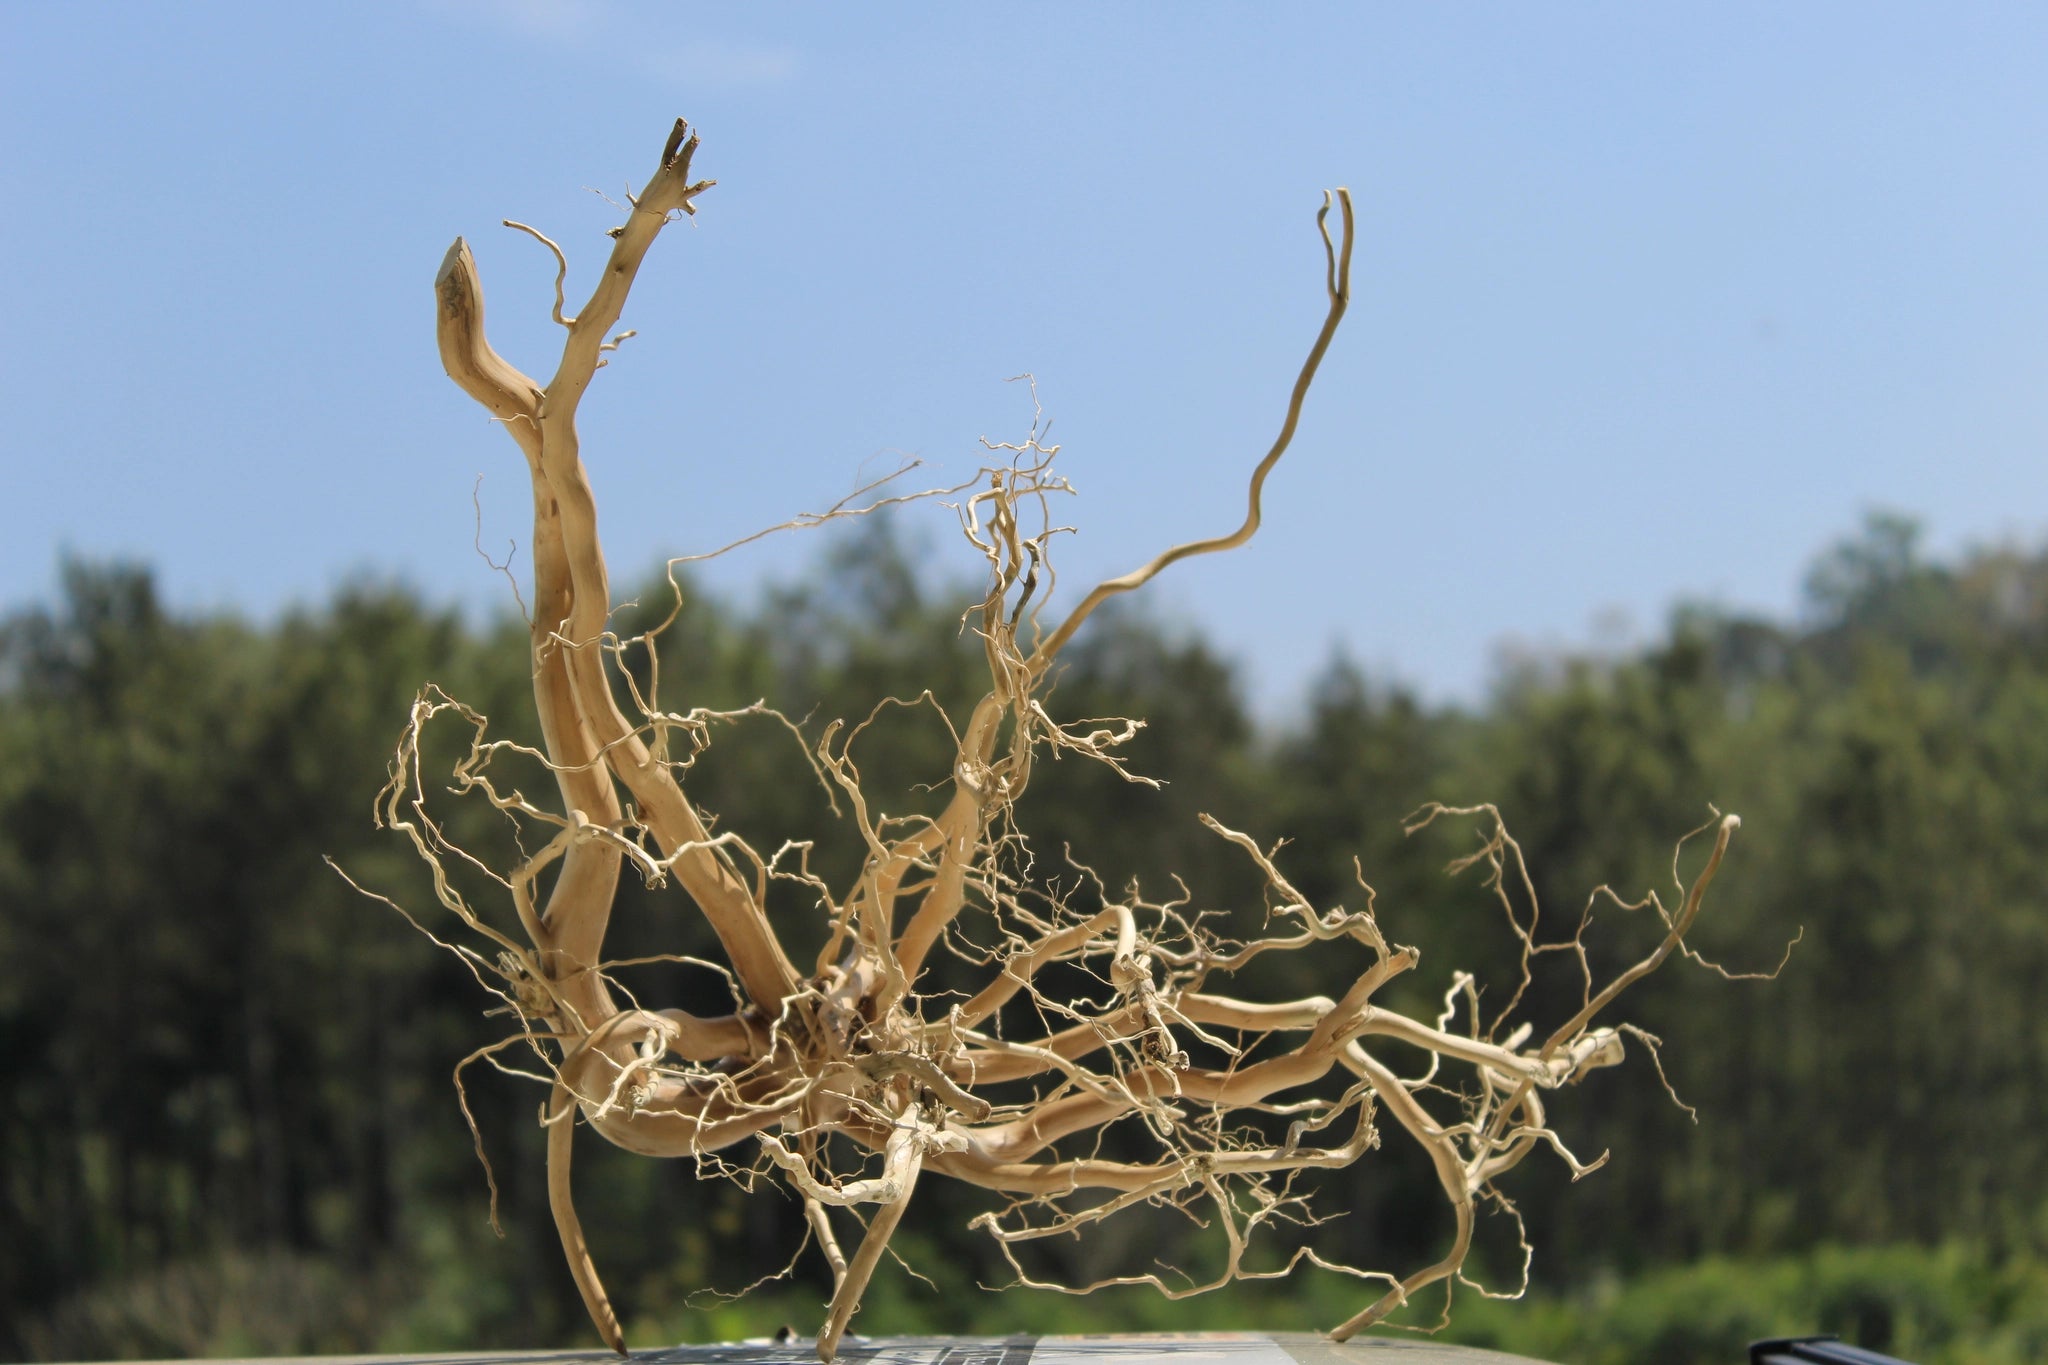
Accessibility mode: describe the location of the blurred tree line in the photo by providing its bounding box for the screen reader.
[3,511,2046,1361]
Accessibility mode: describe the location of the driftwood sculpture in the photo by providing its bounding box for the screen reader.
[393,119,1744,1360]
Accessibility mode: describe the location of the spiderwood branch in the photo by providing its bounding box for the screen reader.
[391,119,1768,1360]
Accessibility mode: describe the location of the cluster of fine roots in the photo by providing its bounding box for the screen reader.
[390,119,1748,1361]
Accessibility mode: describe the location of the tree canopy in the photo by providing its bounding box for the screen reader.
[4,512,2044,1360]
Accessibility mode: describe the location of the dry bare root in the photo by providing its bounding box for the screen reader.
[396,119,1753,1360]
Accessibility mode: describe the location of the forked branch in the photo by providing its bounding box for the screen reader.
[393,119,1762,1361]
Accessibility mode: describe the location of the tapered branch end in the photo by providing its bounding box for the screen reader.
[660,117,696,173]
[436,237,540,421]
[435,237,490,384]
[1319,188,1355,303]
[645,119,714,216]
[437,237,478,311]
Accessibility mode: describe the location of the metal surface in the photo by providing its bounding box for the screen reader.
[98,1333,1556,1365]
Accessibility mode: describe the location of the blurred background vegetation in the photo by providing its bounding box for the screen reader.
[4,511,2046,1365]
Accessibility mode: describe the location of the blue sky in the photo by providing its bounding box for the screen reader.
[4,3,2045,711]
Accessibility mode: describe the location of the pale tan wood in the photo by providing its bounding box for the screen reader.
[410,116,1751,1362]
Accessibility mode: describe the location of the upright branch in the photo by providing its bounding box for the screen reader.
[392,119,1766,1361]
[1025,189,1353,673]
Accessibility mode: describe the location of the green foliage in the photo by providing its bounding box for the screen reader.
[1434,1243,2048,1365]
[605,1240,2048,1365]
[5,510,2048,1358]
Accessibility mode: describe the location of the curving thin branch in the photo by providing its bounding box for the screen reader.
[388,119,1765,1361]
